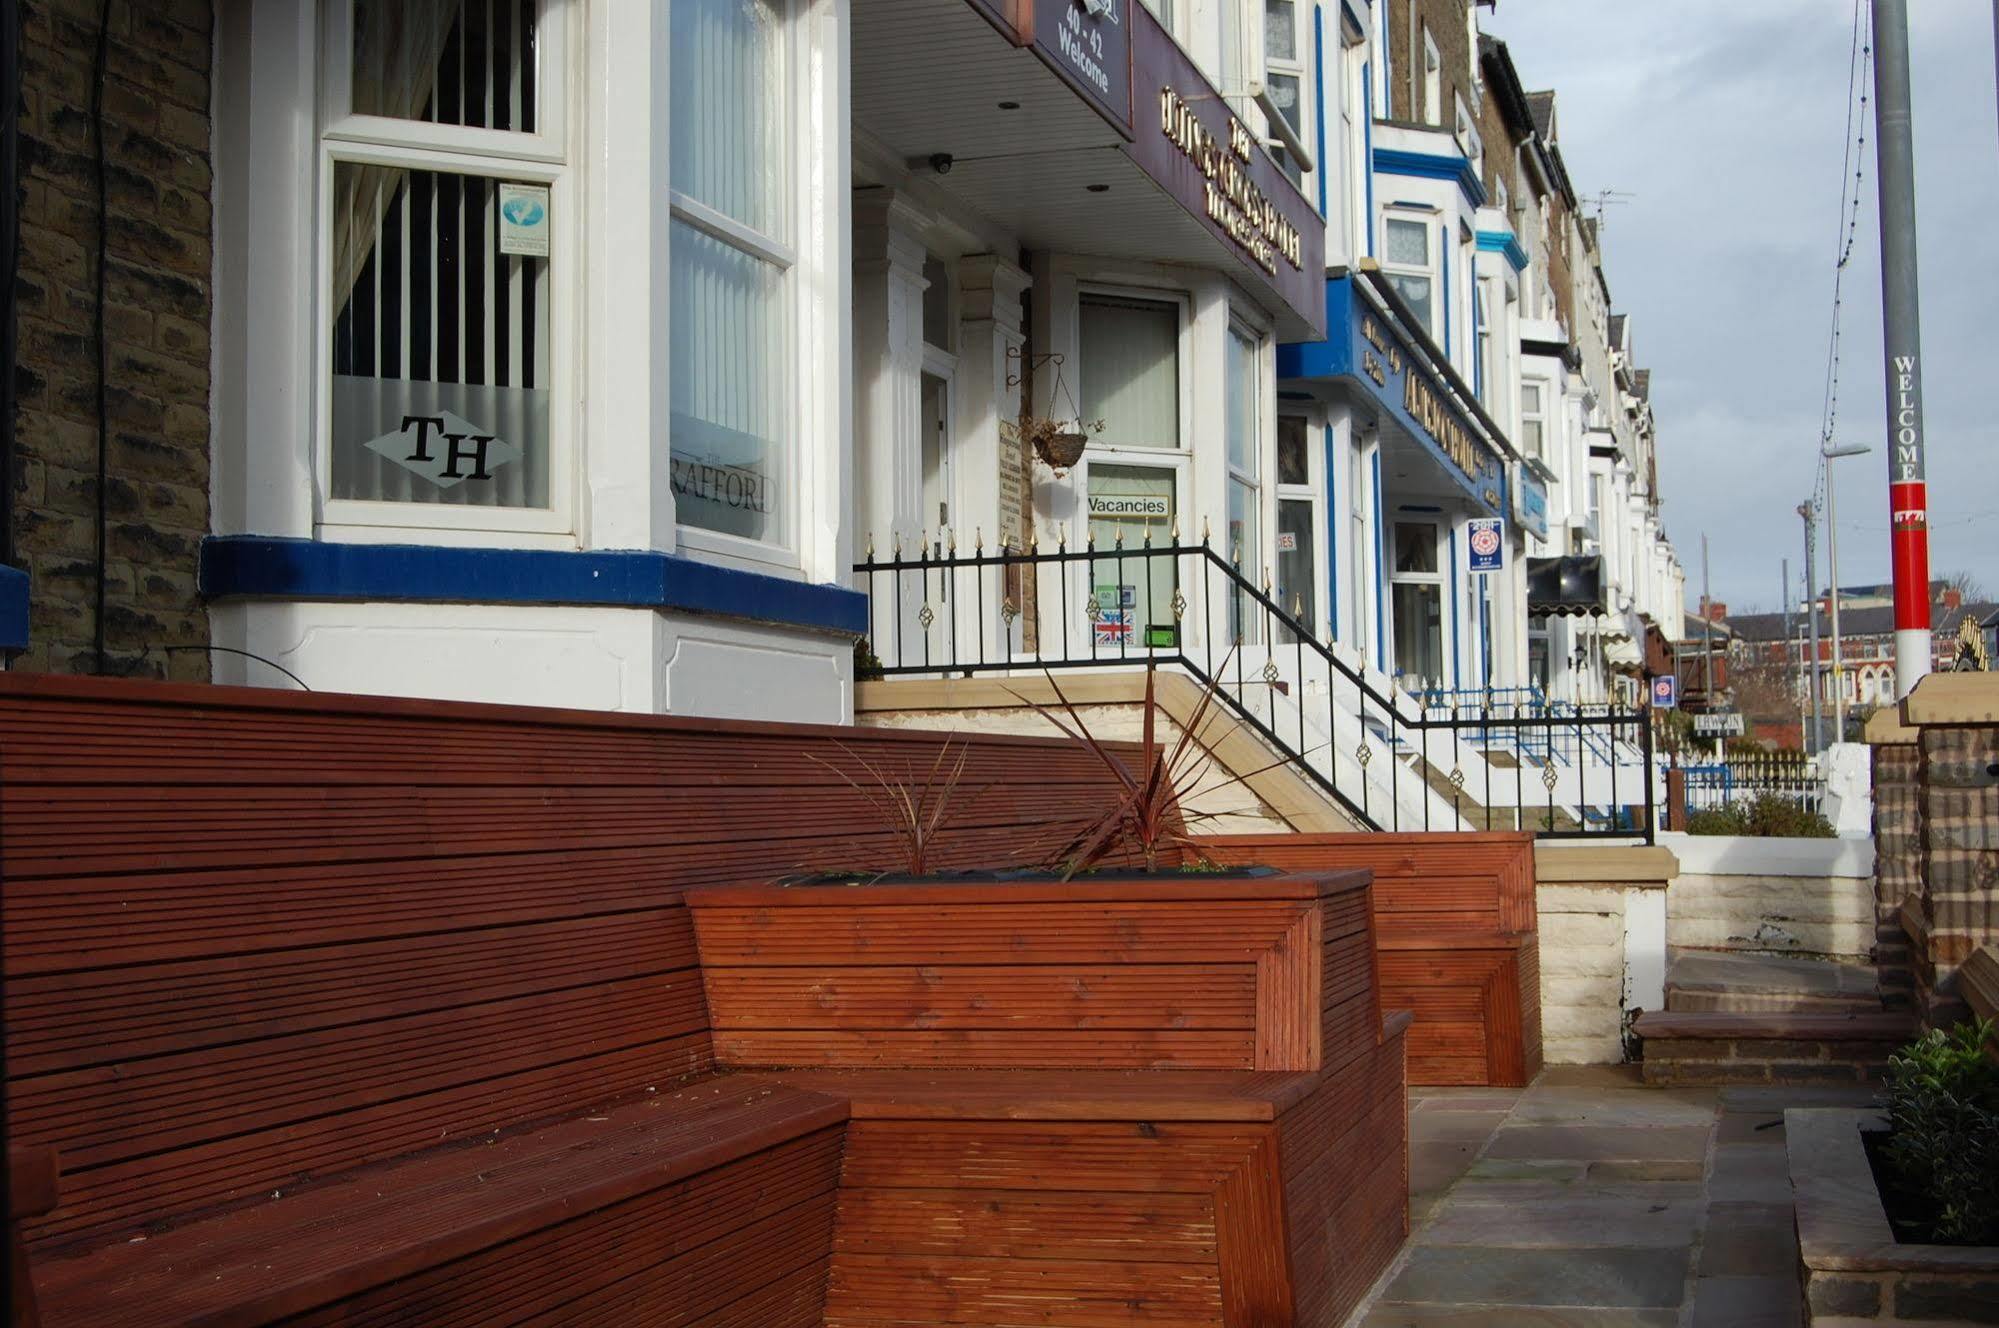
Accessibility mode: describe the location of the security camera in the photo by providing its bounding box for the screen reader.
[929,153,953,175]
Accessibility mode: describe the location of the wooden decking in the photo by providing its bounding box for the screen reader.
[2,675,1412,1327]
[1201,832,1544,1087]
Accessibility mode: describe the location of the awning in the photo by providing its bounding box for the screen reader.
[1527,555,1606,618]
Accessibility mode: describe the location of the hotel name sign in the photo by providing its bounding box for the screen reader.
[1158,87,1304,277]
[1360,311,1503,510]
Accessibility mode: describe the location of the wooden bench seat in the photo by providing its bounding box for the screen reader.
[32,1076,847,1328]
[685,873,1411,1328]
[5,677,1415,1327]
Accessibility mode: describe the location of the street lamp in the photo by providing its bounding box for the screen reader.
[1823,443,1872,742]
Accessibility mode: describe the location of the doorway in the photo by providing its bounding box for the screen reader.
[920,371,951,539]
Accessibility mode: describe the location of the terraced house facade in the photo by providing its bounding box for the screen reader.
[2,0,1682,738]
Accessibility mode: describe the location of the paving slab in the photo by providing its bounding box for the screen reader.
[1510,1091,1720,1128]
[1687,1274,1804,1328]
[1717,1084,1881,1111]
[1698,1202,1802,1277]
[1706,1141,1796,1204]
[1418,1196,1703,1250]
[1347,1064,1829,1328]
[1481,1124,1713,1163]
[1360,1307,1681,1327]
[1716,1109,1791,1145]
[1383,1246,1692,1309]
[1411,1139,1491,1196]
[1411,1109,1514,1143]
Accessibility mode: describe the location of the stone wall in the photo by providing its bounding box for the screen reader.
[11,0,213,678]
[1535,845,1678,1064]
[1659,833,1877,965]
[1537,883,1634,1064]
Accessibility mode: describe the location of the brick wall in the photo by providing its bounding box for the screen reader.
[11,0,212,678]
[1383,0,1474,130]
[1915,723,1999,1016]
[1477,81,1514,206]
[1872,738,1921,1009]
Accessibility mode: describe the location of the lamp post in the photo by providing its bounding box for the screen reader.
[1823,443,1871,741]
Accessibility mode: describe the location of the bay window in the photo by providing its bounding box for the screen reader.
[1262,0,1307,185]
[1383,216,1436,340]
[321,0,571,532]
[669,0,795,553]
[1520,380,1547,464]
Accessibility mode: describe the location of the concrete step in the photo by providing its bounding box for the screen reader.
[1663,948,1882,1016]
[1631,1009,1915,1087]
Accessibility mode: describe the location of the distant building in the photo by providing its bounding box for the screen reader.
[1725,582,1996,713]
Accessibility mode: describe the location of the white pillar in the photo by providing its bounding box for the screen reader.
[852,191,931,667]
[955,256,1033,544]
[852,189,932,561]
[955,256,1033,660]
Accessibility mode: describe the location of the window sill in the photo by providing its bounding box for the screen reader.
[200,537,867,637]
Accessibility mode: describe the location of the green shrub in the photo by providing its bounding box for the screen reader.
[1684,794,1833,838]
[1882,1019,1999,1245]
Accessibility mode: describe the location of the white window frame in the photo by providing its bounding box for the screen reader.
[668,0,806,572]
[1381,210,1438,341]
[1274,411,1322,637]
[1077,283,1193,457]
[1520,376,1549,467]
[314,0,578,540]
[1388,516,1445,686]
[1260,0,1312,189]
[1225,318,1265,565]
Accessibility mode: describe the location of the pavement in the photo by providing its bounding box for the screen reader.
[1353,1064,1883,1328]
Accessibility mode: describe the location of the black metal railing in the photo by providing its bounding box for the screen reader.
[1670,750,1826,817]
[855,535,1657,841]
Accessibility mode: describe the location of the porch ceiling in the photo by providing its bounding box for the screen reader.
[852,0,1323,342]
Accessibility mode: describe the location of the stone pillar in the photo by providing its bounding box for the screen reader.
[851,190,931,664]
[1902,674,1999,1025]
[1864,708,1923,1011]
[953,255,1033,658]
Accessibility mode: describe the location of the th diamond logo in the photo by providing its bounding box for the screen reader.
[364,411,521,489]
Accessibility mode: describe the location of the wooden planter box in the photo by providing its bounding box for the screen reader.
[1788,1108,1999,1325]
[1201,833,1543,1086]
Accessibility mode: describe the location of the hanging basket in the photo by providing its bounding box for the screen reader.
[1035,430,1090,470]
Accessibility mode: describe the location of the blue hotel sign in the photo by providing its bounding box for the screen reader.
[1512,463,1549,540]
[1277,276,1505,515]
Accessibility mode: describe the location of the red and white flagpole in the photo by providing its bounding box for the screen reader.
[1873,0,1932,697]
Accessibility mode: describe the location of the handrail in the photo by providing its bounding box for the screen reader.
[855,536,1656,841]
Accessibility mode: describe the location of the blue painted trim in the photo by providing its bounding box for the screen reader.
[1476,229,1529,272]
[1441,236,1452,368]
[0,564,28,651]
[1448,526,1461,690]
[1372,147,1487,209]
[1362,74,1375,258]
[1313,6,1329,219]
[200,537,870,637]
[1324,422,1339,642]
[1471,278,1483,402]
[1371,449,1386,671]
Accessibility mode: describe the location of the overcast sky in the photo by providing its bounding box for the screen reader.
[1482,0,1998,614]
